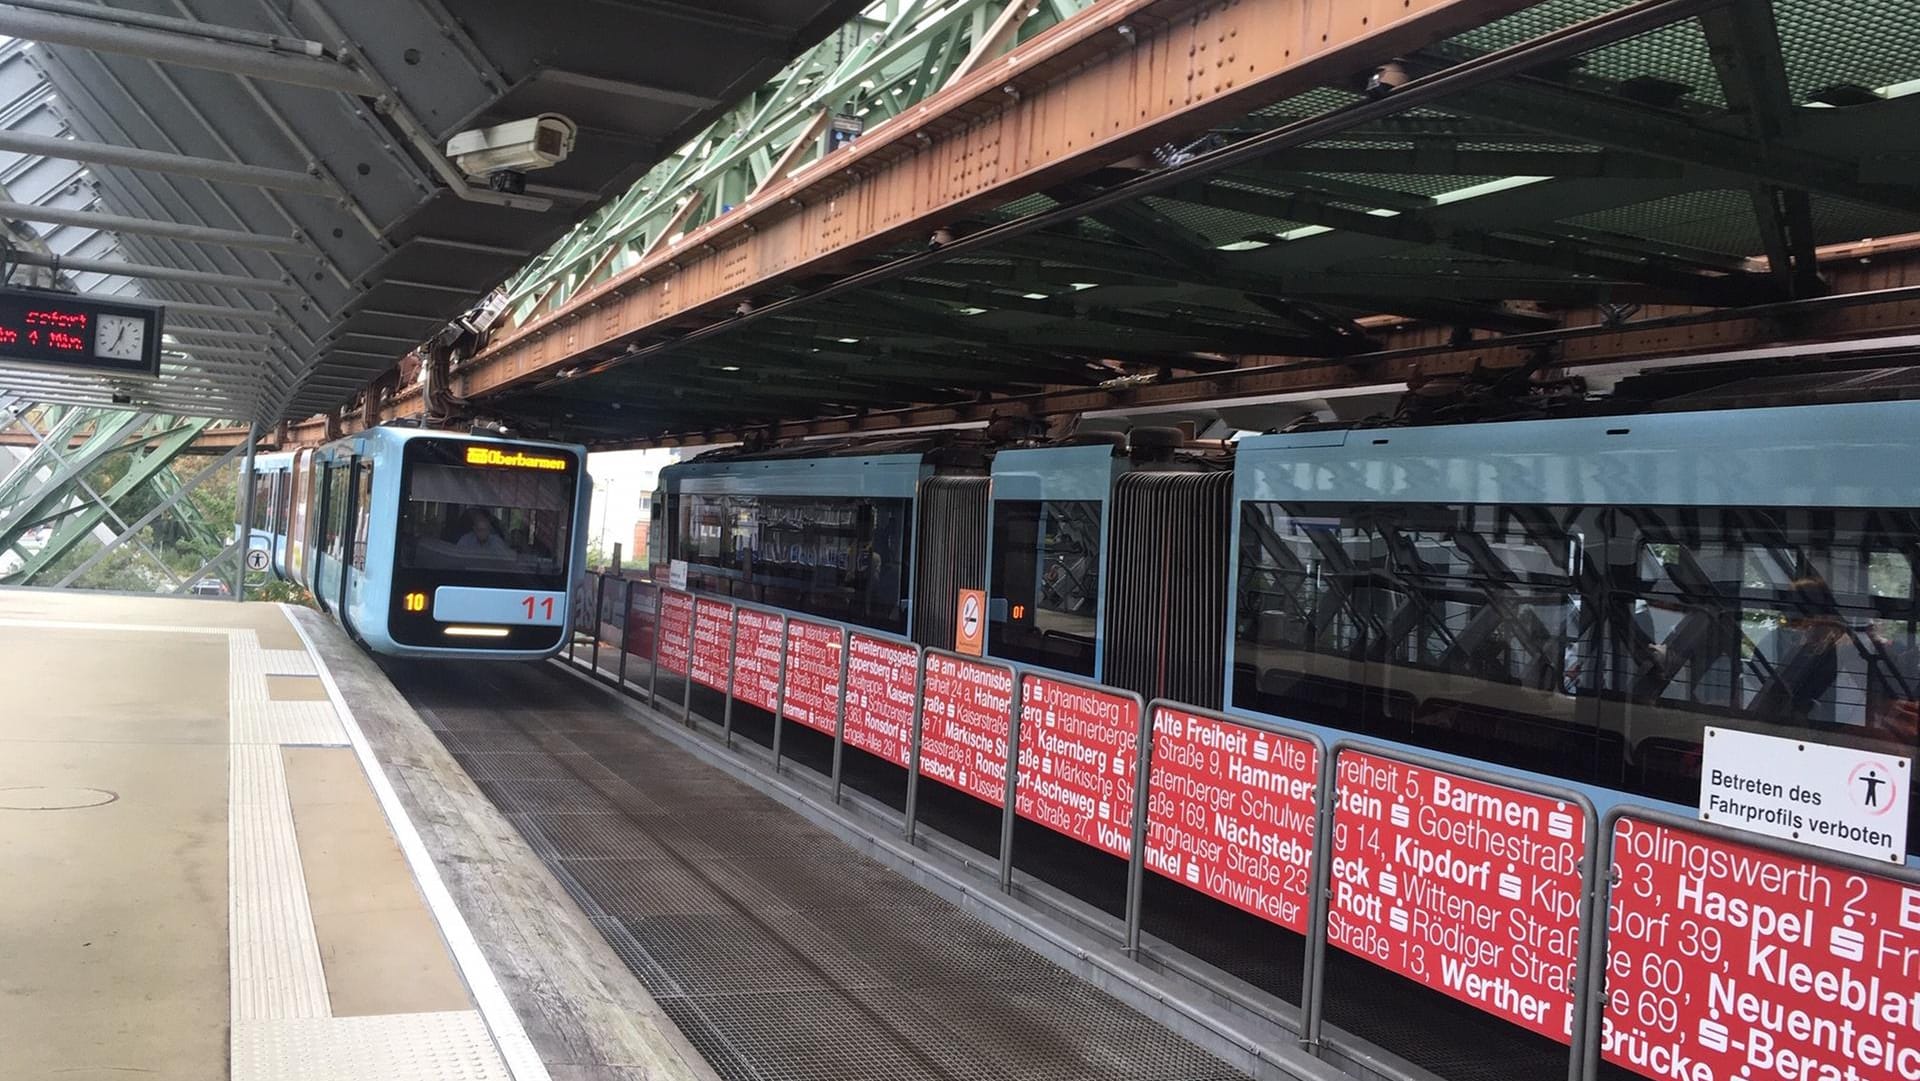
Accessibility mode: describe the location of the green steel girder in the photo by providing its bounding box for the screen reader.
[0,411,215,584]
[0,404,97,514]
[495,0,1096,329]
[0,407,149,554]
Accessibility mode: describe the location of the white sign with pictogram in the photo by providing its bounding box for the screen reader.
[246,547,270,571]
[1699,726,1908,862]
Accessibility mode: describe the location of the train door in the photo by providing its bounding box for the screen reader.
[314,457,345,611]
[342,456,372,632]
[289,449,315,587]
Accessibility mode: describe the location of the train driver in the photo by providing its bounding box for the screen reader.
[456,507,514,557]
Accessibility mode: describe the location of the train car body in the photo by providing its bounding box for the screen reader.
[250,426,590,659]
[658,437,985,638]
[1229,399,1920,832]
[657,394,1920,857]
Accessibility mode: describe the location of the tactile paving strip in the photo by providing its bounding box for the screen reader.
[415,660,1246,1081]
[228,743,330,1021]
[230,632,345,746]
[261,648,318,676]
[232,1010,511,1081]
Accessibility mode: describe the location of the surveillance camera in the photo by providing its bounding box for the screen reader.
[446,114,577,190]
[1365,61,1409,99]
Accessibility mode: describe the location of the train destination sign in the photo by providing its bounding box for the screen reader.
[918,653,1012,807]
[464,445,568,470]
[1014,675,1140,858]
[1144,707,1317,933]
[781,620,842,735]
[731,609,783,711]
[657,590,692,676]
[1328,750,1587,1042]
[0,288,161,376]
[1604,815,1920,1081]
[1701,727,1908,863]
[843,634,916,766]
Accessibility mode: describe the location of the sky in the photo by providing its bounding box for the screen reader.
[583,447,680,567]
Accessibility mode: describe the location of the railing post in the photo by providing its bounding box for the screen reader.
[1123,698,1156,956]
[680,594,695,727]
[997,671,1026,893]
[647,584,662,704]
[616,579,633,686]
[721,604,740,749]
[903,646,928,843]
[1301,744,1339,1054]
[770,615,790,771]
[589,574,605,674]
[1573,814,1608,1081]
[830,626,851,803]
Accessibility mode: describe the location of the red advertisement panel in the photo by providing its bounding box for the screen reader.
[843,633,916,767]
[1328,750,1586,1043]
[917,653,1012,807]
[731,609,783,711]
[622,586,658,662]
[657,589,693,676]
[1604,816,1920,1081]
[781,619,842,735]
[1014,675,1140,858]
[690,598,731,691]
[1144,707,1317,933]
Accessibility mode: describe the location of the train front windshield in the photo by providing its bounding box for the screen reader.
[398,444,576,588]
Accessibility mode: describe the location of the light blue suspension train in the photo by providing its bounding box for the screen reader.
[246,426,590,659]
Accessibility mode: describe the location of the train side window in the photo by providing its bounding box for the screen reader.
[988,499,1102,677]
[269,474,287,535]
[1604,507,1920,815]
[249,471,273,531]
[1234,501,1920,852]
[674,492,912,634]
[1232,501,1603,782]
[350,462,374,571]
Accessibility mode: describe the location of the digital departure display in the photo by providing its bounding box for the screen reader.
[0,287,162,376]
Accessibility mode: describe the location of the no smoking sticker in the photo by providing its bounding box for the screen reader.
[954,588,986,656]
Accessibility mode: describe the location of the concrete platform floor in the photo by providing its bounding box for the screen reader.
[0,591,572,1081]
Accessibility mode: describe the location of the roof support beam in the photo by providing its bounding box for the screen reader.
[0,5,377,95]
[0,129,332,196]
[1229,147,1683,180]
[0,0,327,58]
[624,287,1920,449]
[165,326,271,344]
[0,198,312,255]
[1699,0,1825,298]
[1438,77,1920,215]
[160,300,292,325]
[535,68,722,111]
[5,249,299,294]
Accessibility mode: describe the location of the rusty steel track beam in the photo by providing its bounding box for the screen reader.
[451,0,1536,399]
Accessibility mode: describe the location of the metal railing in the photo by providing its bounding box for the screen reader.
[559,570,1920,1081]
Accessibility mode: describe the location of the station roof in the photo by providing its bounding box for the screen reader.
[0,0,866,421]
[458,0,1920,446]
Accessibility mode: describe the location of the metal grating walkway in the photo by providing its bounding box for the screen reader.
[385,659,1245,1081]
